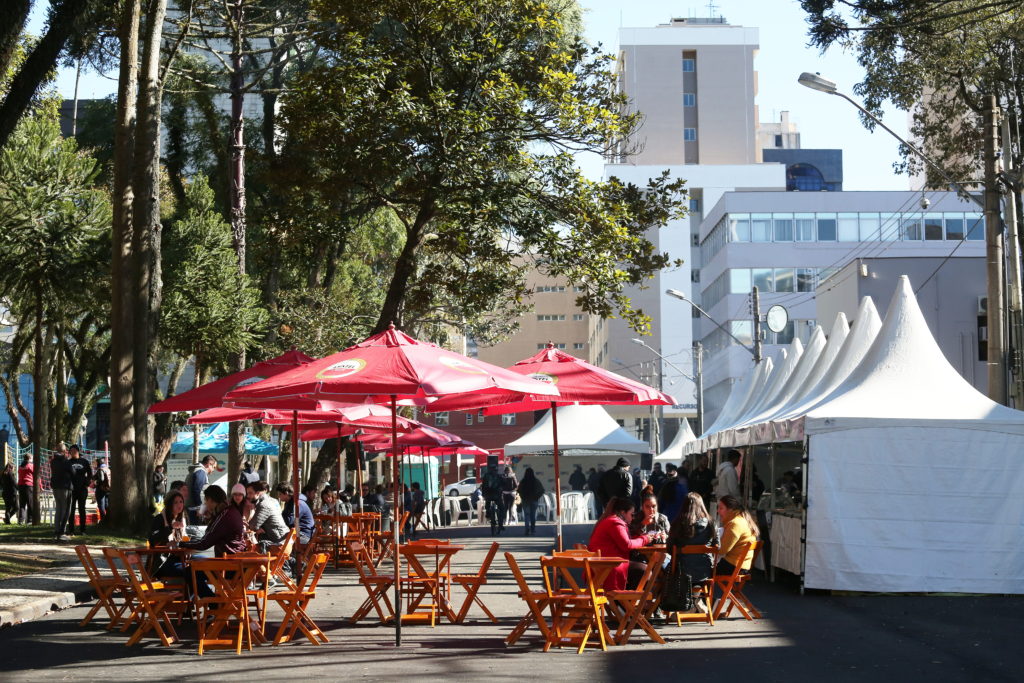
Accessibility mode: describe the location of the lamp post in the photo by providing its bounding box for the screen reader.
[666,288,759,364]
[797,71,1011,405]
[631,338,704,439]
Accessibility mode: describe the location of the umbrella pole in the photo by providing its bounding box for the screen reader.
[292,411,301,536]
[551,402,563,552]
[356,442,364,514]
[391,395,402,647]
[336,424,343,492]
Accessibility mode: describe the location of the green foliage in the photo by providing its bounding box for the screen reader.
[161,175,268,371]
[282,0,687,334]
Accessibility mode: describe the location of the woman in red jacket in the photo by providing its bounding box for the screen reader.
[587,497,658,590]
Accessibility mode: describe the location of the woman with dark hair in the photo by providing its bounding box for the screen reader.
[516,467,544,535]
[630,486,670,539]
[715,495,759,576]
[668,492,716,583]
[587,496,659,590]
[180,485,246,557]
[149,490,188,578]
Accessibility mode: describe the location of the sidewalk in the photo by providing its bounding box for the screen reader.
[0,543,98,628]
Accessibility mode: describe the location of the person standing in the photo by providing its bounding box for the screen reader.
[152,464,167,505]
[50,443,73,540]
[1,462,16,524]
[597,458,632,513]
[688,454,713,507]
[500,466,518,526]
[648,463,667,496]
[238,461,260,487]
[17,457,33,524]
[94,457,111,522]
[569,465,586,492]
[714,450,742,508]
[517,467,545,535]
[186,455,217,525]
[480,464,505,535]
[67,446,92,535]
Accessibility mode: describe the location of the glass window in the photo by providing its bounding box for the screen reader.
[434,412,449,427]
[837,213,859,242]
[731,320,753,346]
[773,216,793,242]
[945,216,965,241]
[859,213,881,241]
[729,268,751,293]
[966,214,984,240]
[901,216,922,240]
[730,215,750,242]
[573,314,584,321]
[795,213,815,241]
[817,214,837,241]
[478,409,485,423]
[683,93,695,107]
[775,321,795,346]
[751,214,772,242]
[684,128,697,141]
[573,343,584,350]
[796,268,816,292]
[879,213,901,241]
[682,59,695,72]
[924,214,944,240]
[752,268,774,292]
[689,198,700,212]
[501,414,516,426]
[466,413,474,425]
[774,268,795,293]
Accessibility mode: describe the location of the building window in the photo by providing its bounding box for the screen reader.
[683,93,695,107]
[816,215,838,241]
[689,198,700,212]
[466,413,473,426]
[434,412,449,427]
[535,285,566,293]
[573,286,584,292]
[555,343,567,349]
[537,314,566,321]
[682,58,695,72]
[924,214,944,240]
[501,414,516,426]
[683,128,697,141]
[477,409,485,424]
[573,343,585,350]
[572,314,584,321]
[774,134,783,147]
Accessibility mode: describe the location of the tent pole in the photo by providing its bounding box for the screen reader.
[551,402,563,552]
[799,437,809,596]
[769,441,776,583]
[390,395,402,646]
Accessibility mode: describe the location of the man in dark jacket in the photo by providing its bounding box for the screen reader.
[569,465,586,491]
[480,465,505,534]
[49,443,73,540]
[67,446,93,535]
[648,463,667,496]
[597,458,632,513]
[187,456,217,524]
[238,461,260,487]
[276,482,314,544]
[688,454,713,507]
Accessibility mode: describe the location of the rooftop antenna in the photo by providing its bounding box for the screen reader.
[706,0,719,17]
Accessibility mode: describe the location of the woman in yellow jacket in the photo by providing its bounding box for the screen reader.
[715,495,759,575]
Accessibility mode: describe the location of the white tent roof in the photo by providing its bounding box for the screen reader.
[655,419,696,461]
[504,404,651,455]
[804,276,1024,432]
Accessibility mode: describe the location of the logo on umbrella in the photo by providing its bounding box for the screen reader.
[439,356,488,374]
[233,375,266,389]
[527,372,558,385]
[317,358,367,379]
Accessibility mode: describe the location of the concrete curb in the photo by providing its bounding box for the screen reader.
[0,581,96,629]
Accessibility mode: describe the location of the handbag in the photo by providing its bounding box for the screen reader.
[659,558,694,613]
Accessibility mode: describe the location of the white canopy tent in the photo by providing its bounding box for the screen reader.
[655,419,697,462]
[504,404,651,456]
[693,277,1024,593]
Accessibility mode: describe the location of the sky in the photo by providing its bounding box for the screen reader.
[29,0,909,191]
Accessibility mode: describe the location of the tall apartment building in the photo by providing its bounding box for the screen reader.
[757,111,800,152]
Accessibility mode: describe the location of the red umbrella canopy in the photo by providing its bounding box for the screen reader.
[223,325,561,405]
[297,423,396,441]
[148,349,315,414]
[427,343,677,414]
[359,424,461,449]
[186,402,406,428]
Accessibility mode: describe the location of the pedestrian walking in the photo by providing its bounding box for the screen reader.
[67,446,92,535]
[152,464,167,505]
[17,457,34,524]
[94,457,111,522]
[500,466,518,525]
[1,462,16,524]
[50,443,73,540]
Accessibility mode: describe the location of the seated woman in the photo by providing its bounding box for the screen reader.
[630,486,670,539]
[180,485,247,557]
[587,497,659,591]
[715,495,760,576]
[668,492,717,592]
[148,490,187,579]
[319,487,339,515]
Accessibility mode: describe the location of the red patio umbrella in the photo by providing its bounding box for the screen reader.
[222,324,559,647]
[427,343,676,550]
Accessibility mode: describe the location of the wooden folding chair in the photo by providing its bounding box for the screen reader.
[75,545,129,630]
[268,552,330,645]
[191,557,258,655]
[540,556,613,654]
[606,551,666,644]
[115,549,182,647]
[349,541,395,623]
[714,540,763,620]
[504,552,554,646]
[451,541,499,624]
[665,545,718,627]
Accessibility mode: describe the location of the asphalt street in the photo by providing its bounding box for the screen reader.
[0,522,1018,682]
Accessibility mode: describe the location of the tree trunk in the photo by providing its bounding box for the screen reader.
[152,356,185,467]
[226,0,248,487]
[305,438,341,494]
[31,296,43,525]
[0,0,31,79]
[373,204,434,333]
[277,437,292,490]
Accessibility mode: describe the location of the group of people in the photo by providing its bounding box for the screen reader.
[479,464,546,536]
[0,444,111,537]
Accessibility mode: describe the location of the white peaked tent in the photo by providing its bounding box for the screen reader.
[504,404,651,455]
[656,419,697,462]
[798,277,1024,593]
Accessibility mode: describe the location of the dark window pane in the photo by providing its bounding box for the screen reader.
[945,218,964,240]
[817,218,837,241]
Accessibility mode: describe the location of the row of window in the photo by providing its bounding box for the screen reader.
[536,342,586,350]
[434,411,516,427]
[702,211,986,263]
[702,267,840,310]
[537,314,586,322]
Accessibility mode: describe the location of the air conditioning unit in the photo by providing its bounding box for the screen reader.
[978,296,988,315]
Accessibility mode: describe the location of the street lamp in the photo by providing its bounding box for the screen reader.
[665,288,759,361]
[631,337,704,436]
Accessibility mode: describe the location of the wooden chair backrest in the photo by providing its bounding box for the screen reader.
[553,549,599,558]
[75,545,103,584]
[540,555,586,595]
[473,541,500,580]
[190,557,249,603]
[101,547,126,583]
[349,541,376,580]
[504,552,537,597]
[406,538,449,546]
[296,552,330,594]
[717,542,753,583]
[117,550,156,596]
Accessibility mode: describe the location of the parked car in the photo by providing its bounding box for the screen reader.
[447,477,478,497]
